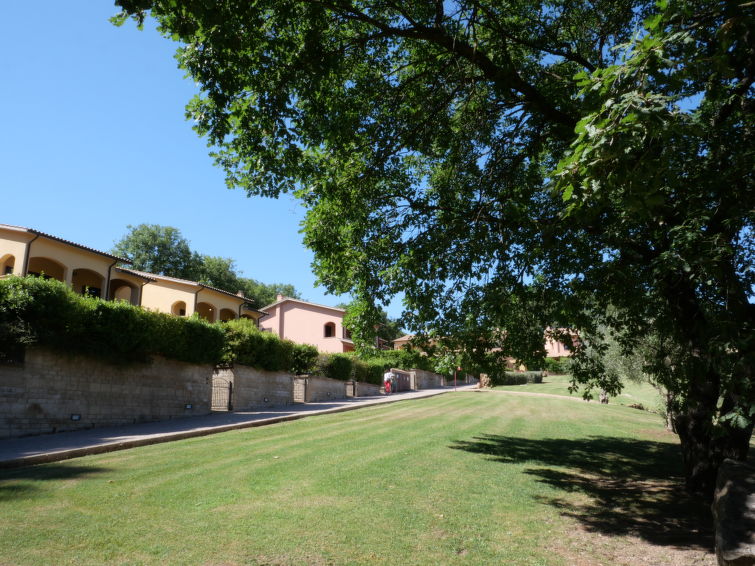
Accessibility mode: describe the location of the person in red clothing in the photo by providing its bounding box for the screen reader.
[383,370,393,394]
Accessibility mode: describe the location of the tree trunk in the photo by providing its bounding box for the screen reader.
[674,377,754,500]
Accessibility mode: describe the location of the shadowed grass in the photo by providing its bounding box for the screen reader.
[0,392,713,565]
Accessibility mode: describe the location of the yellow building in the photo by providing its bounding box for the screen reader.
[0,224,265,324]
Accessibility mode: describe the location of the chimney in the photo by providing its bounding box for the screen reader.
[276,293,284,301]
[236,290,244,297]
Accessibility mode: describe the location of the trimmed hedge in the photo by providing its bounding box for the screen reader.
[221,318,321,374]
[0,276,224,365]
[543,357,571,374]
[313,353,353,381]
[0,276,433,379]
[489,370,544,386]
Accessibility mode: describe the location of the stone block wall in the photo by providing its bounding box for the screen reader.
[411,369,444,389]
[300,376,347,402]
[355,381,381,397]
[218,365,294,410]
[0,348,212,439]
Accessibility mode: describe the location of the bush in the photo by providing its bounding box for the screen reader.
[312,353,354,381]
[348,357,385,385]
[487,370,544,386]
[360,348,433,372]
[544,357,570,374]
[0,276,224,365]
[291,343,318,375]
[221,318,295,371]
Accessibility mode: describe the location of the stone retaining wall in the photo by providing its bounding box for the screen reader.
[296,376,347,402]
[0,348,212,439]
[355,381,381,397]
[215,365,294,410]
[410,369,444,389]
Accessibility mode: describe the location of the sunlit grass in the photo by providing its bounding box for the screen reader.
[495,373,666,412]
[0,392,708,565]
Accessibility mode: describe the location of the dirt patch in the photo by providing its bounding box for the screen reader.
[548,519,715,566]
[544,473,716,566]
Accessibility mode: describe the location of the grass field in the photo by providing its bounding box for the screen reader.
[0,392,714,565]
[495,374,666,411]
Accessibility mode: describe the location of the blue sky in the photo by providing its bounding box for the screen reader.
[1,2,402,315]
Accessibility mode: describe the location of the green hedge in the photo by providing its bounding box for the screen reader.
[489,370,544,386]
[220,318,320,374]
[543,357,571,374]
[0,276,435,378]
[0,276,224,365]
[313,353,353,381]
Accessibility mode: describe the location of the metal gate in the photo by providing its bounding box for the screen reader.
[211,376,233,411]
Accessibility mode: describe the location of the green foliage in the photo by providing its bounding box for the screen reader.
[0,276,223,365]
[340,299,404,352]
[359,348,433,372]
[313,353,354,381]
[489,371,544,386]
[544,358,571,375]
[112,224,200,279]
[114,0,755,490]
[112,223,300,308]
[221,318,295,372]
[291,343,319,375]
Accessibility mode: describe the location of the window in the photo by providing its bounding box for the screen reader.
[324,322,336,337]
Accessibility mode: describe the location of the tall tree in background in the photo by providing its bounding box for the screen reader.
[112,224,199,279]
[112,224,301,307]
[114,1,754,495]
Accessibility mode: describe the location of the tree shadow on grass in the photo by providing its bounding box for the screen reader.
[0,464,109,502]
[450,434,713,551]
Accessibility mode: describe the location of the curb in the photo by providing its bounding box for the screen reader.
[0,389,456,469]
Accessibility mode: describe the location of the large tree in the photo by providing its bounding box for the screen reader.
[114,0,754,495]
[112,224,200,279]
[113,224,300,307]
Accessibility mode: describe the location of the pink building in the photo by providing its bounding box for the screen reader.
[544,330,578,359]
[259,295,354,353]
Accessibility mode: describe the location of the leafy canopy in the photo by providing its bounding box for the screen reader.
[114,0,754,492]
[112,223,300,307]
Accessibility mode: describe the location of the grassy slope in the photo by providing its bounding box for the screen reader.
[495,374,665,411]
[0,392,711,566]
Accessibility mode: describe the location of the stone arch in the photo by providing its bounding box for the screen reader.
[27,256,66,282]
[72,268,105,298]
[219,308,236,322]
[196,301,216,322]
[0,253,16,276]
[171,301,187,317]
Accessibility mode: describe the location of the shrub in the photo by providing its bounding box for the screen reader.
[221,318,295,371]
[291,343,318,375]
[487,370,543,386]
[544,357,570,374]
[0,275,224,365]
[313,353,353,381]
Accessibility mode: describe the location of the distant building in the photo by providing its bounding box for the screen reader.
[0,224,265,324]
[259,295,354,353]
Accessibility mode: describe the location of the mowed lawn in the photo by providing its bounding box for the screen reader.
[496,374,666,411]
[0,392,714,566]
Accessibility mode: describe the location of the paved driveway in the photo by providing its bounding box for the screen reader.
[0,385,477,468]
